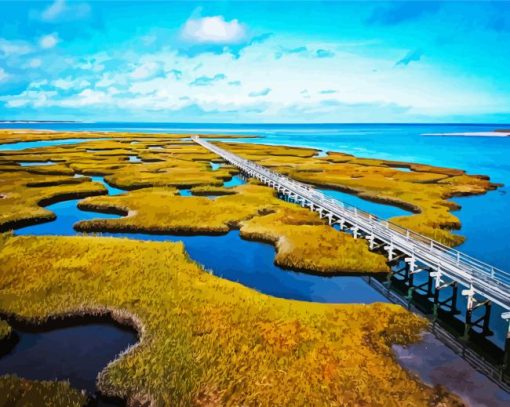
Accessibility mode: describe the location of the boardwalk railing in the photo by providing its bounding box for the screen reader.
[193,136,510,311]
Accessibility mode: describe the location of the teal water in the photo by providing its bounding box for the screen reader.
[0,138,104,150]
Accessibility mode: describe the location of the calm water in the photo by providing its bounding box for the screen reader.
[0,137,104,150]
[319,188,410,219]
[0,321,137,393]
[394,332,510,407]
[19,161,55,166]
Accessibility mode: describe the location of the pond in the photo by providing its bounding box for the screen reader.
[0,319,137,394]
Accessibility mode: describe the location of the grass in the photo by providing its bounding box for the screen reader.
[0,234,462,406]
[0,129,256,146]
[76,183,388,274]
[189,185,237,196]
[0,375,88,407]
[220,141,499,246]
[0,171,107,232]
[0,319,11,341]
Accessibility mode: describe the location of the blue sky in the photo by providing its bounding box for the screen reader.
[0,0,509,123]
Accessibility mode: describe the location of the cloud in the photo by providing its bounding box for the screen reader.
[320,89,337,94]
[40,0,90,22]
[40,33,59,49]
[228,80,241,86]
[129,62,161,80]
[367,2,441,26]
[181,15,246,45]
[315,49,335,58]
[0,68,9,82]
[275,46,307,59]
[53,77,90,90]
[0,38,33,57]
[168,69,182,80]
[276,46,335,59]
[249,88,271,97]
[396,49,424,66]
[189,73,226,86]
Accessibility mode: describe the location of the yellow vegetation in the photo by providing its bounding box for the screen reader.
[0,171,107,232]
[0,375,88,407]
[0,319,11,341]
[0,234,461,406]
[76,184,388,274]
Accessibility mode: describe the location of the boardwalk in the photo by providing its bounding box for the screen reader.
[193,137,510,313]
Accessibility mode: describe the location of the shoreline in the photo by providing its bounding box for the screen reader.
[423,131,510,137]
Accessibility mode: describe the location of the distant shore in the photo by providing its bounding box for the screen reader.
[423,131,510,137]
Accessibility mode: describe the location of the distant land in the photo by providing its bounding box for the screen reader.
[0,120,78,123]
[423,130,510,137]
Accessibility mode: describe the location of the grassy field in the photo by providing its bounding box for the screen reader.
[0,375,88,407]
[0,234,463,406]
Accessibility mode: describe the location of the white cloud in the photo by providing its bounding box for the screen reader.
[40,0,90,22]
[129,62,160,80]
[0,68,9,82]
[181,15,246,44]
[41,0,66,21]
[0,38,33,56]
[28,58,42,68]
[40,33,59,49]
[53,77,90,90]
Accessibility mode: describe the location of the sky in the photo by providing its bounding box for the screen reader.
[0,0,509,123]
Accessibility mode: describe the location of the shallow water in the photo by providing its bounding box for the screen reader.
[19,161,55,166]
[0,138,105,151]
[394,332,510,407]
[223,175,245,188]
[128,155,142,163]
[0,321,137,393]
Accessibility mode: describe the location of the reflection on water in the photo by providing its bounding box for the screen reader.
[394,332,510,407]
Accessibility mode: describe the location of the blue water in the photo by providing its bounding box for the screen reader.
[19,161,55,166]
[128,155,142,163]
[106,231,387,304]
[319,188,410,219]
[16,199,120,236]
[223,175,245,188]
[89,176,126,196]
[179,189,192,196]
[0,138,104,151]
[0,322,136,393]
